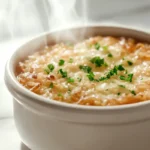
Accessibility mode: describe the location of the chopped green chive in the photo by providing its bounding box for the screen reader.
[44,64,55,74]
[120,75,126,81]
[127,61,133,66]
[77,77,82,82]
[90,56,105,67]
[106,66,118,77]
[103,45,108,51]
[127,73,133,82]
[112,66,118,75]
[87,72,95,81]
[79,65,92,73]
[104,62,108,67]
[49,83,54,88]
[94,43,100,50]
[119,85,126,88]
[47,64,55,72]
[117,92,121,95]
[120,73,133,82]
[44,68,50,74]
[131,90,136,95]
[78,62,133,83]
[57,93,63,97]
[67,77,74,83]
[59,59,65,66]
[98,65,127,82]
[117,65,125,71]
[69,58,73,63]
[88,44,92,49]
[68,89,71,94]
[108,53,113,57]
[58,69,67,78]
[94,79,100,82]
[99,77,107,81]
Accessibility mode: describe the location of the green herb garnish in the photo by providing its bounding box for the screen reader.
[58,69,67,78]
[108,53,113,57]
[127,73,133,82]
[69,58,73,63]
[117,92,121,95]
[44,68,50,74]
[47,64,55,72]
[119,85,126,88]
[88,44,93,49]
[94,79,100,82]
[67,77,75,83]
[120,75,126,81]
[117,65,125,71]
[87,72,95,81]
[127,61,133,66]
[104,62,108,67]
[94,43,100,50]
[130,90,136,95]
[77,77,82,82]
[79,65,92,73]
[99,77,107,81]
[120,74,133,82]
[106,66,118,78]
[90,56,105,67]
[49,83,54,88]
[103,45,108,51]
[98,65,126,81]
[59,59,65,66]
[44,64,55,74]
[57,93,63,97]
[68,89,71,94]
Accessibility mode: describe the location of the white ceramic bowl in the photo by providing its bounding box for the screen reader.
[5,26,150,150]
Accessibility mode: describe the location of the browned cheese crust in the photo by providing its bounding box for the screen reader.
[17,36,150,106]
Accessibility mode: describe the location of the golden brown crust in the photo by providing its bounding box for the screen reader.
[17,36,150,106]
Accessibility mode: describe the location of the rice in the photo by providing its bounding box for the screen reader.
[17,36,150,106]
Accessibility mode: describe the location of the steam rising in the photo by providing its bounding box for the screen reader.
[7,0,88,41]
[48,0,80,28]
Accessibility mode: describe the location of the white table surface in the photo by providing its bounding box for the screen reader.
[0,39,31,150]
[0,118,30,150]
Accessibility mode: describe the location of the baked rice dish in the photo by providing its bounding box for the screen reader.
[17,36,150,106]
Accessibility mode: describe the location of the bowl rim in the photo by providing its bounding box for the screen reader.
[5,24,150,112]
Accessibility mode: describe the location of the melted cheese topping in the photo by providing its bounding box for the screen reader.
[17,36,150,106]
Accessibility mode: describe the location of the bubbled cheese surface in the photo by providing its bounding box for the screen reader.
[17,36,150,106]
